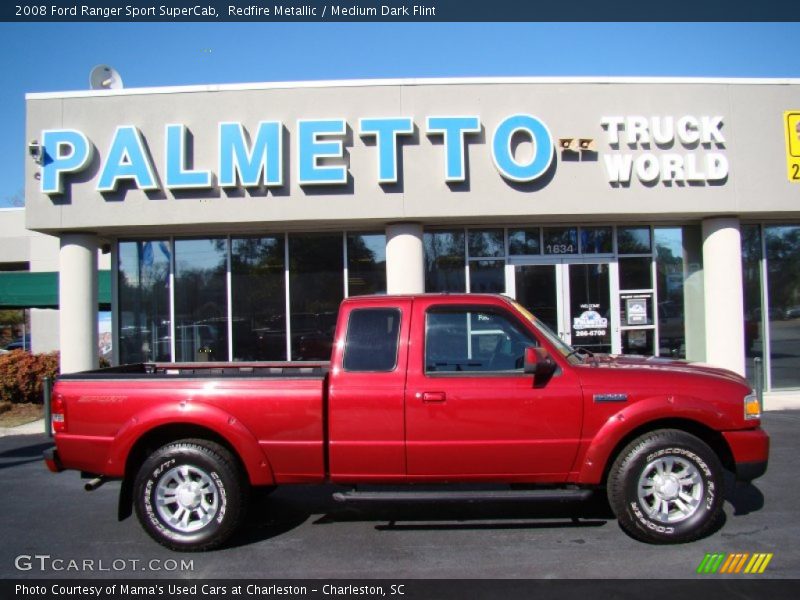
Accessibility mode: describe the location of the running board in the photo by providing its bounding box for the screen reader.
[332,488,593,504]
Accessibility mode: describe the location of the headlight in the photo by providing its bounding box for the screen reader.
[744,392,761,420]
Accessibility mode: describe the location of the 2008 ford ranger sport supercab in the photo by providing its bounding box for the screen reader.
[44,294,769,550]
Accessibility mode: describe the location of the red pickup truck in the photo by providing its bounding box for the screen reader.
[45,294,768,551]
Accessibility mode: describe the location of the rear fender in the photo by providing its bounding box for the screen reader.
[575,394,728,485]
[105,401,275,486]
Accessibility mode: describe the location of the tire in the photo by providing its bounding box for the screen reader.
[133,439,247,551]
[607,429,723,544]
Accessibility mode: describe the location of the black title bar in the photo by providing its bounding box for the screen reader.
[3,0,800,22]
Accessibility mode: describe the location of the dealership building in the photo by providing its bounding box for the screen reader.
[20,76,800,407]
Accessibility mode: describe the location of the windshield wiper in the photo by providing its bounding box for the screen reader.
[565,346,595,362]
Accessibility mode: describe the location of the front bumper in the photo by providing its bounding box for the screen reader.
[43,447,63,473]
[736,460,768,482]
[722,427,770,482]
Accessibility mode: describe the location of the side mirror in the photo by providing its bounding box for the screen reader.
[523,346,557,386]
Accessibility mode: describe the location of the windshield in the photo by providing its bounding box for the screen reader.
[509,299,584,364]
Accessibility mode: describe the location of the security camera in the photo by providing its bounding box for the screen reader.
[558,138,576,151]
[28,140,43,164]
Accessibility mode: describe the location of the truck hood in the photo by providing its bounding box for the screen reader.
[585,354,749,387]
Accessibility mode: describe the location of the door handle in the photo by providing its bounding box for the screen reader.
[417,391,446,403]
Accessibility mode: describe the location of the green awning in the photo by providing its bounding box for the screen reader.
[0,271,111,308]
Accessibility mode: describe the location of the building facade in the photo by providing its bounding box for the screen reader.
[0,207,112,354]
[23,77,800,406]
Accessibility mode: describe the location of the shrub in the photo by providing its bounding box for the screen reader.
[0,350,60,405]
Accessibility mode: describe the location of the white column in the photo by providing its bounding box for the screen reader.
[59,233,98,374]
[385,223,425,294]
[702,217,745,376]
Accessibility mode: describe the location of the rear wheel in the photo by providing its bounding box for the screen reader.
[607,429,723,544]
[133,439,246,551]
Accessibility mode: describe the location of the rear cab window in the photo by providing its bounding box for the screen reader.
[343,308,402,372]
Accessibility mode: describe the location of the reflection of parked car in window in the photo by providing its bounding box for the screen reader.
[751,307,788,321]
[120,322,171,363]
[241,315,286,360]
[744,317,759,354]
[784,305,800,319]
[253,315,286,341]
[744,307,790,355]
[292,311,337,360]
[657,302,683,356]
[5,336,31,351]
[175,323,219,361]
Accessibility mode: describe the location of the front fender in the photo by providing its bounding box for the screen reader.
[104,401,275,485]
[575,394,731,485]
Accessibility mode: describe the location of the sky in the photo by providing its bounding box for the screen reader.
[1,22,799,207]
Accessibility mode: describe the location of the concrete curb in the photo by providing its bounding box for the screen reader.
[0,418,47,438]
[764,392,800,411]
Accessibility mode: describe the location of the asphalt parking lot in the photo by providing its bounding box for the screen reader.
[1,411,798,580]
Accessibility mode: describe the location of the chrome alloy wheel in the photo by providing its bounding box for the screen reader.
[155,465,220,533]
[636,456,704,524]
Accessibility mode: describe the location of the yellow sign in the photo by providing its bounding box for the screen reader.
[785,111,800,182]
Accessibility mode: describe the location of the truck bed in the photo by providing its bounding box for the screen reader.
[53,361,330,483]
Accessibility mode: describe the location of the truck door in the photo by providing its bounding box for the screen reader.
[405,299,583,481]
[327,299,412,482]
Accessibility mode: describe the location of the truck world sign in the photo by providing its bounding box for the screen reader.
[601,115,728,185]
[38,113,727,195]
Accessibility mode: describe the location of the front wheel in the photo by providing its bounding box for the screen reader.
[607,429,724,544]
[133,439,247,551]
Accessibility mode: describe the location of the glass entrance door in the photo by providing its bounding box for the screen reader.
[512,260,620,354]
[566,263,612,353]
[513,264,559,334]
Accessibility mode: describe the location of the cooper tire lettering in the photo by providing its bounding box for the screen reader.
[132,438,247,551]
[608,429,724,544]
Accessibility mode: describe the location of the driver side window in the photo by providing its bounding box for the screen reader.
[425,308,536,374]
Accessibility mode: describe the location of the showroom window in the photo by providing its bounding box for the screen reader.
[468,229,505,294]
[231,236,286,361]
[423,225,696,359]
[617,226,652,254]
[581,226,614,254]
[737,223,800,391]
[543,226,578,255]
[765,225,800,389]
[174,238,229,362]
[741,225,764,385]
[117,231,385,364]
[654,228,686,359]
[424,230,466,292]
[118,240,172,364]
[424,228,507,295]
[508,228,541,255]
[289,233,344,361]
[618,227,655,356]
[347,233,387,297]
